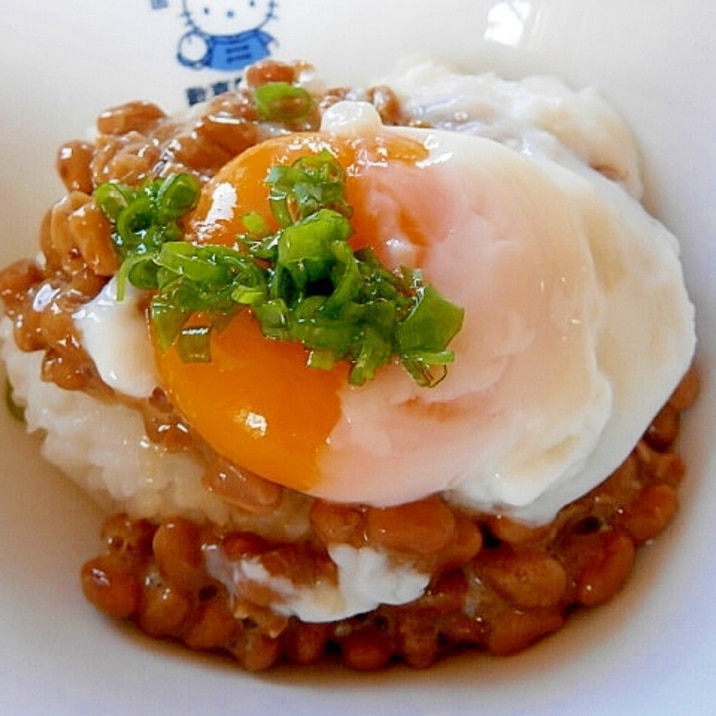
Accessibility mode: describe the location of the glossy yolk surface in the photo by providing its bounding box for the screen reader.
[154,131,429,492]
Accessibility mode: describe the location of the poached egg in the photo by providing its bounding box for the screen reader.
[76,88,695,525]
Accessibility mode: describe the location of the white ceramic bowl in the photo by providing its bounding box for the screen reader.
[1,2,714,714]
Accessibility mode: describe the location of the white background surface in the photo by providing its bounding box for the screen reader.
[1,1,714,714]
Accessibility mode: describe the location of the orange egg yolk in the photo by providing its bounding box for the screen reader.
[154,130,429,493]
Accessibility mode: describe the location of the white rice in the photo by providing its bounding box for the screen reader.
[0,317,236,523]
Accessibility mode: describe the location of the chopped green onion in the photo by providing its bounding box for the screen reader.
[94,173,201,261]
[175,325,213,363]
[266,149,353,225]
[99,151,464,386]
[253,82,315,123]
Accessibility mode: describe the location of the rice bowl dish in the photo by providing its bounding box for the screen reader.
[1,1,715,713]
[0,56,698,671]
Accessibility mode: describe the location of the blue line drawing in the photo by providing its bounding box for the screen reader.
[177,0,278,72]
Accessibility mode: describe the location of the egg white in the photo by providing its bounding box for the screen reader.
[312,101,695,524]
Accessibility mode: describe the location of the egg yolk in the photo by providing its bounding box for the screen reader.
[154,130,429,492]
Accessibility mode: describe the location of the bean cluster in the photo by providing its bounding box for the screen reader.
[82,367,697,671]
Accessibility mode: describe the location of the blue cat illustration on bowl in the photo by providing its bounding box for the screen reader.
[177,0,278,71]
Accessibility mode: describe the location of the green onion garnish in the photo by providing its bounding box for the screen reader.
[253,82,315,123]
[95,151,464,387]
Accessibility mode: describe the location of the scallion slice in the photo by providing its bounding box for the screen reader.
[95,150,464,387]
